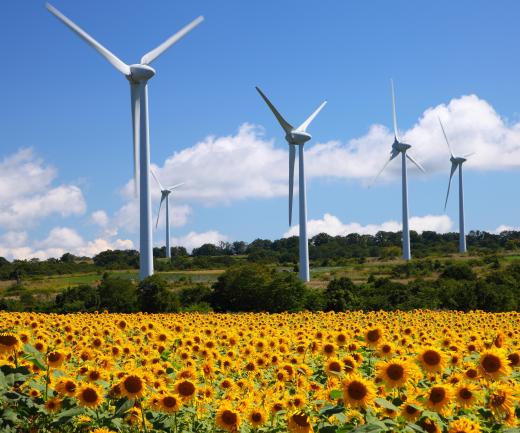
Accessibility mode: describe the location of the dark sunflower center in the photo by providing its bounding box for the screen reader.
[423,350,441,366]
[482,354,501,373]
[163,396,177,408]
[348,381,368,400]
[124,376,143,394]
[508,353,520,366]
[405,405,418,415]
[429,387,446,404]
[386,364,404,381]
[329,361,342,372]
[48,352,61,363]
[222,410,237,425]
[82,388,98,403]
[491,393,506,406]
[65,381,76,393]
[178,381,195,397]
[292,413,310,427]
[466,368,477,378]
[251,412,262,422]
[0,335,17,347]
[459,388,472,400]
[366,330,380,342]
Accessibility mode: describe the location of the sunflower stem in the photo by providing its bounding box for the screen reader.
[141,398,148,433]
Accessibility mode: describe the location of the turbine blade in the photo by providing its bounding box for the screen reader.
[141,16,204,65]
[156,195,165,229]
[463,152,475,158]
[296,101,327,132]
[130,85,140,197]
[391,79,398,140]
[371,152,398,185]
[406,153,426,173]
[46,3,130,76]
[289,144,296,225]
[167,182,185,191]
[444,162,458,210]
[255,87,293,133]
[150,169,163,190]
[438,117,454,158]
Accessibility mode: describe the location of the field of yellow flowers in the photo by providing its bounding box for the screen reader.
[0,311,519,433]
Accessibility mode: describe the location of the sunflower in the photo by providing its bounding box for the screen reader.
[478,348,511,379]
[0,333,20,353]
[400,401,422,422]
[46,350,66,368]
[85,367,106,383]
[425,384,452,414]
[342,374,375,409]
[488,385,515,418]
[158,394,181,413]
[53,377,77,397]
[248,407,267,428]
[365,328,383,347]
[119,373,145,399]
[507,351,520,367]
[174,379,196,400]
[448,418,481,433]
[44,397,62,413]
[91,429,117,433]
[376,359,414,388]
[287,411,313,433]
[454,383,479,409]
[216,405,241,432]
[76,384,104,408]
[418,348,446,373]
[325,358,343,376]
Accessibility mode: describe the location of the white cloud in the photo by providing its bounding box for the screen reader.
[284,213,453,238]
[0,149,86,229]
[0,226,134,261]
[494,224,520,234]
[91,210,109,227]
[172,230,228,252]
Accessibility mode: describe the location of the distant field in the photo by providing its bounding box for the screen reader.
[2,251,519,298]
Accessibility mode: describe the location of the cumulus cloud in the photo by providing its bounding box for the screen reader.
[91,210,109,227]
[135,95,520,209]
[0,226,134,260]
[494,224,520,234]
[0,149,86,229]
[284,213,453,238]
[172,230,228,253]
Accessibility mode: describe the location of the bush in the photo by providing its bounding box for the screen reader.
[137,275,179,313]
[98,274,138,312]
[179,284,211,308]
[211,264,307,312]
[55,284,100,313]
[324,277,357,311]
[440,263,477,281]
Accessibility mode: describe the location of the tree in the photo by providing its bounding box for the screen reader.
[324,277,357,311]
[98,274,138,312]
[137,275,179,313]
[440,263,477,281]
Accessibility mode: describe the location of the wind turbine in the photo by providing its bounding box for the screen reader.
[373,80,425,261]
[255,87,326,282]
[439,118,472,254]
[151,170,184,259]
[46,4,203,279]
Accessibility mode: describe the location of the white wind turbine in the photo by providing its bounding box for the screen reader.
[255,87,326,282]
[151,170,184,259]
[439,118,473,254]
[46,3,203,279]
[373,80,425,261]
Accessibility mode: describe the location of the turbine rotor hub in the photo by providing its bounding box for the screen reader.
[128,64,156,83]
[286,131,311,145]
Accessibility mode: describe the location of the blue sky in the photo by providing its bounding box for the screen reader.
[1,1,520,258]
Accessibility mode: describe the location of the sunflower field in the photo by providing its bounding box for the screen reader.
[0,311,519,433]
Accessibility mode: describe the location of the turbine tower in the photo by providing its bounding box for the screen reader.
[151,170,184,259]
[374,80,425,261]
[255,87,326,282]
[46,4,203,279]
[439,118,473,254]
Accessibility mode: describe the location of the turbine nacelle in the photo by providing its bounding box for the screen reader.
[392,140,411,153]
[128,64,156,83]
[451,155,466,165]
[286,131,311,145]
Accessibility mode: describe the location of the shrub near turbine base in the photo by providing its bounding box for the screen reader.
[0,310,519,432]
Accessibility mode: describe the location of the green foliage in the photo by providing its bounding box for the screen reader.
[137,275,179,313]
[324,277,357,311]
[98,273,138,312]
